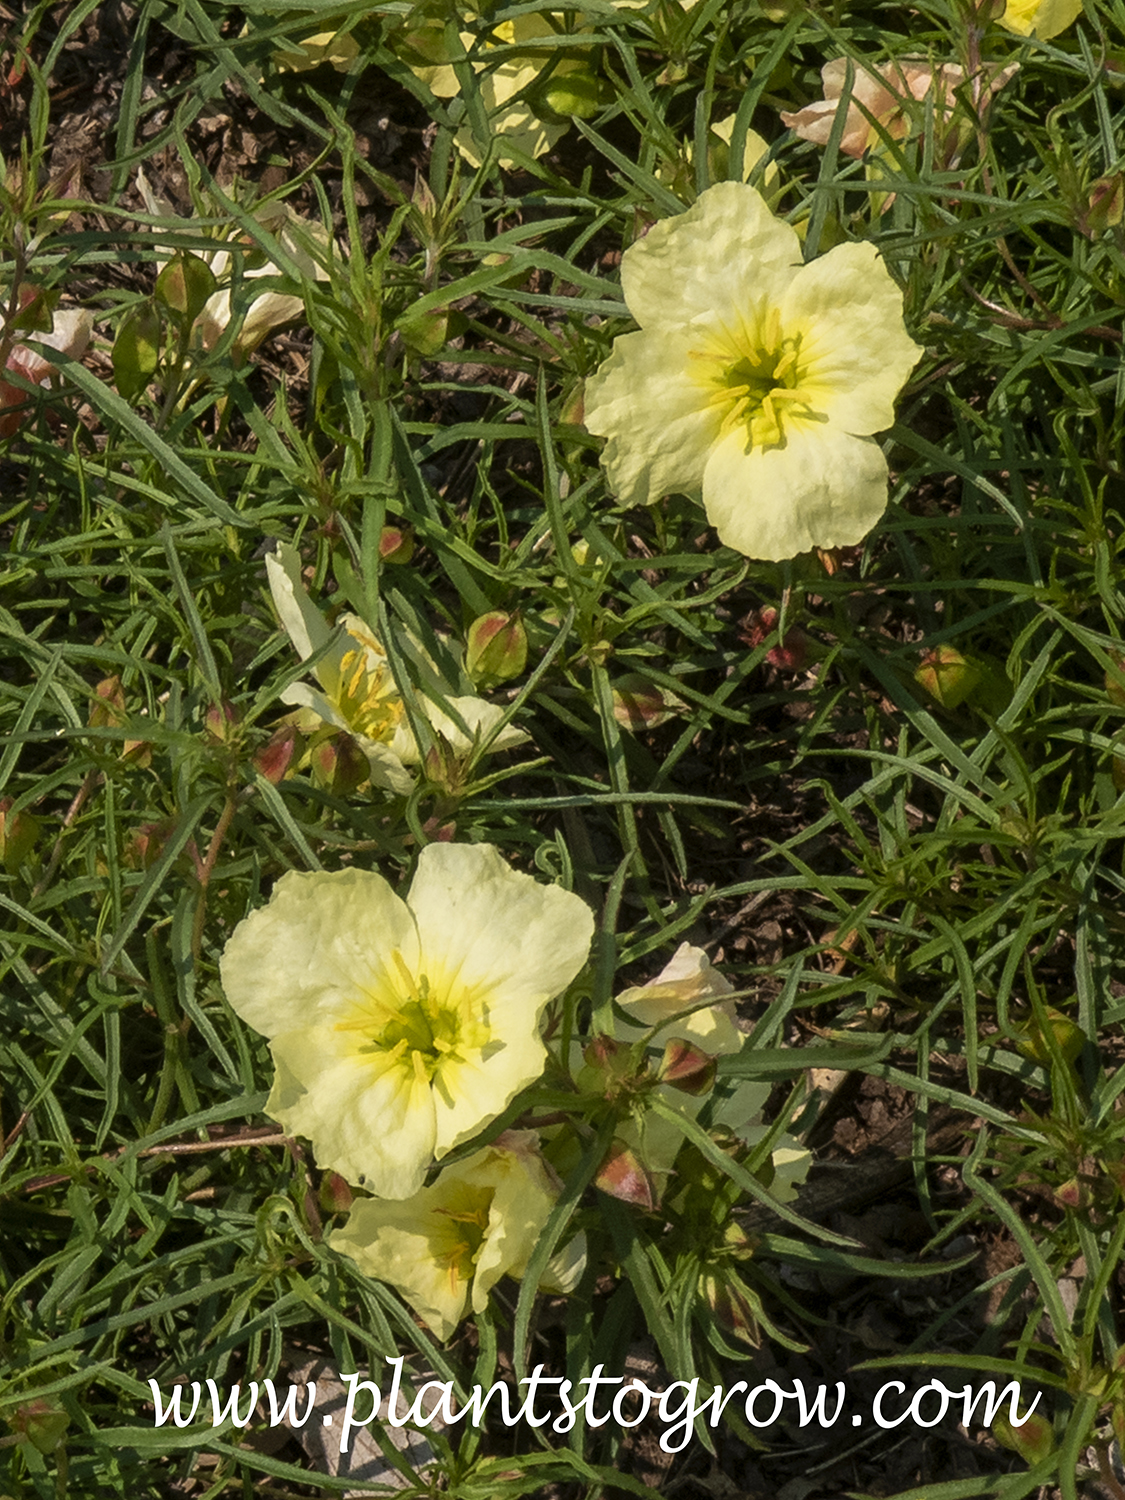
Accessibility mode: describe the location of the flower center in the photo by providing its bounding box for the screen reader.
[336,640,406,744]
[431,1184,494,1294]
[693,307,824,451]
[347,949,494,1088]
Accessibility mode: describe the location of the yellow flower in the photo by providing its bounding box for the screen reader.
[266,542,526,794]
[780,56,1019,160]
[997,0,1081,37]
[329,1131,585,1338]
[220,843,594,1198]
[610,944,810,1200]
[583,181,922,561]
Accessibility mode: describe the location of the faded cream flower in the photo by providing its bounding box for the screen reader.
[997,0,1081,37]
[220,842,593,1199]
[330,1131,585,1337]
[136,173,333,355]
[780,56,1018,160]
[575,944,810,1201]
[583,181,922,562]
[0,308,93,440]
[266,541,526,794]
[612,944,809,1199]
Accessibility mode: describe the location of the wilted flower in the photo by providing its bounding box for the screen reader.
[780,56,1018,161]
[583,181,922,561]
[137,173,334,355]
[997,0,1081,38]
[220,841,594,1198]
[0,307,93,440]
[267,542,526,794]
[329,1131,585,1337]
[587,943,811,1200]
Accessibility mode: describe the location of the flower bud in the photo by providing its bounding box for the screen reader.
[311,733,367,796]
[656,1037,717,1096]
[700,1269,762,1344]
[318,1171,354,1216]
[89,676,125,729]
[541,68,604,119]
[203,699,239,744]
[992,1410,1054,1465]
[1053,1177,1090,1211]
[466,610,528,686]
[379,524,415,565]
[594,1139,657,1209]
[1013,1008,1085,1066]
[914,644,981,709]
[611,674,675,731]
[155,252,218,325]
[125,818,176,871]
[252,724,299,785]
[9,1399,69,1455]
[1083,174,1125,236]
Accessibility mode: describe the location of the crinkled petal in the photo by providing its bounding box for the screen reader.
[269,1027,437,1196]
[783,243,922,435]
[431,1026,548,1156]
[355,735,416,795]
[701,421,891,561]
[408,842,593,1017]
[621,181,801,329]
[219,868,416,1036]
[329,1197,468,1340]
[583,325,722,505]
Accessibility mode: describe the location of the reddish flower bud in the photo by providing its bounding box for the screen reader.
[252,725,300,785]
[657,1037,718,1095]
[125,818,176,871]
[914,644,981,709]
[611,674,676,731]
[595,1139,657,1209]
[378,525,415,565]
[318,1171,354,1216]
[9,1399,69,1455]
[466,610,528,686]
[204,699,239,744]
[310,733,367,796]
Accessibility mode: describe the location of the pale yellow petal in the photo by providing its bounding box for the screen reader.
[701,421,892,561]
[268,1028,437,1196]
[782,243,922,435]
[329,1196,469,1340]
[424,695,529,755]
[998,0,1081,36]
[408,842,593,1017]
[621,181,801,328]
[431,1027,548,1157]
[583,326,723,505]
[265,542,335,662]
[219,868,416,1036]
